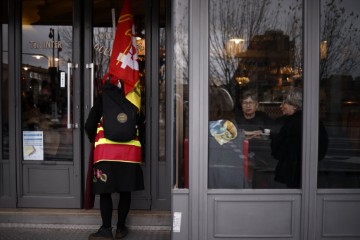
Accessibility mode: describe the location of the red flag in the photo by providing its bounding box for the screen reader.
[109,0,141,109]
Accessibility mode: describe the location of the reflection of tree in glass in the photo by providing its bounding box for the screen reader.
[57,26,72,64]
[210,0,281,87]
[93,27,112,79]
[209,0,303,107]
[173,0,189,85]
[321,0,360,79]
[57,26,112,76]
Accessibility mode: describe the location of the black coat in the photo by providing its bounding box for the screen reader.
[85,96,103,143]
[84,87,145,193]
[271,111,302,188]
[85,82,137,143]
[270,111,328,188]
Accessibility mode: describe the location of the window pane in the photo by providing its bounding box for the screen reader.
[159,3,166,163]
[173,0,189,188]
[318,0,360,188]
[208,0,303,189]
[21,1,73,161]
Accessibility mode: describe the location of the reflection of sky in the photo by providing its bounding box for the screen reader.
[2,1,360,78]
[321,0,360,28]
[22,26,71,72]
[209,0,360,80]
[342,0,360,78]
[321,0,360,78]
[2,24,8,63]
[342,0,360,11]
[2,24,71,72]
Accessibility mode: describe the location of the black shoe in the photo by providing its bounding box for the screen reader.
[115,226,128,239]
[88,226,113,240]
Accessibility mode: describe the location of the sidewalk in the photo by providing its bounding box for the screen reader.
[0,225,171,240]
[0,208,172,240]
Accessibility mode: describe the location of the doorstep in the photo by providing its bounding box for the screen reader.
[0,208,172,231]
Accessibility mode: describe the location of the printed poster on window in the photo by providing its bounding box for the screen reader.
[209,120,238,145]
[23,131,44,160]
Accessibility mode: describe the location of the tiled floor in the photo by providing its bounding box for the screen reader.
[0,227,171,240]
[0,208,171,239]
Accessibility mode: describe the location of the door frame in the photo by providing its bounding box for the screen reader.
[148,0,172,211]
[1,0,171,210]
[0,0,17,208]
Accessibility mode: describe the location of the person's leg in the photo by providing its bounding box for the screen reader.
[100,193,113,228]
[117,191,131,228]
[89,193,113,239]
[115,191,131,239]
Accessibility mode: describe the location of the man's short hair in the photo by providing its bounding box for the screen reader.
[241,89,258,102]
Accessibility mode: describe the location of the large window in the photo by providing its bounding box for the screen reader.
[208,0,303,189]
[173,0,189,188]
[318,0,360,188]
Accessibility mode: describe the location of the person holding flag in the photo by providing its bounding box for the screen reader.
[108,0,141,111]
[85,0,144,239]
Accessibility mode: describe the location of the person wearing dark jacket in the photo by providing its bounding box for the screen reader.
[235,89,274,134]
[270,89,328,188]
[85,80,144,240]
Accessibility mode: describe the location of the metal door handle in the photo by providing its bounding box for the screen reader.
[86,63,95,107]
[66,62,79,129]
[67,62,73,129]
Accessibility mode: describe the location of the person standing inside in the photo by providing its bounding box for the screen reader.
[270,89,303,188]
[270,88,328,188]
[85,79,144,240]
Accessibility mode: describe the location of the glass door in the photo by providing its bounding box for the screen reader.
[18,0,81,208]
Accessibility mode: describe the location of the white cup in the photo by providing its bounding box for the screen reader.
[264,129,271,135]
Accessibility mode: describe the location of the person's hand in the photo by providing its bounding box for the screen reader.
[244,130,263,136]
[244,130,269,140]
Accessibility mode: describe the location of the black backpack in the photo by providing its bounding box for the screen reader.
[101,81,138,142]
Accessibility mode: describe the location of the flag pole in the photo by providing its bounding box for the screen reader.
[112,8,116,39]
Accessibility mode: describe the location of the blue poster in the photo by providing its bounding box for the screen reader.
[23,131,44,160]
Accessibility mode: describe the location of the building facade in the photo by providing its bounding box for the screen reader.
[1,0,360,239]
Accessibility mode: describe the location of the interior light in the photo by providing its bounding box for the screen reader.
[32,55,43,60]
[229,38,245,44]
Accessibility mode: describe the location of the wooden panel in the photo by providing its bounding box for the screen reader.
[208,194,301,239]
[23,165,72,194]
[0,162,9,195]
[318,195,360,238]
[172,190,189,240]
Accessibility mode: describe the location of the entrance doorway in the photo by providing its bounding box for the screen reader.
[14,0,170,210]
